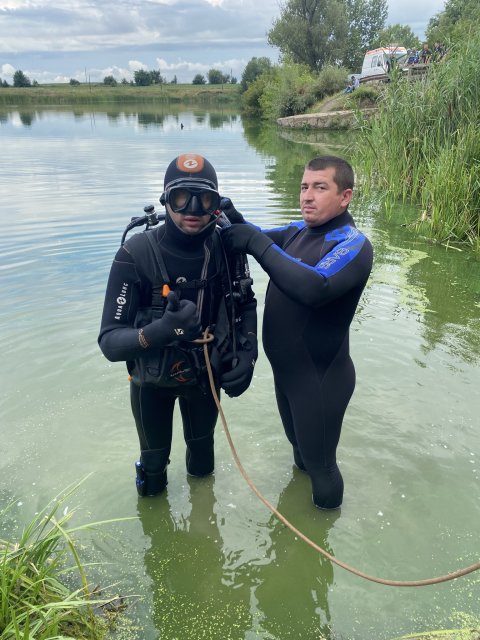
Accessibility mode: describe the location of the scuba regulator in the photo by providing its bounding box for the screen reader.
[121,204,164,246]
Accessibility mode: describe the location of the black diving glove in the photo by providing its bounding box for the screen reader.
[220,340,258,398]
[219,197,245,224]
[142,291,201,347]
[221,223,273,259]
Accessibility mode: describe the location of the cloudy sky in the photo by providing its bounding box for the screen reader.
[0,0,446,84]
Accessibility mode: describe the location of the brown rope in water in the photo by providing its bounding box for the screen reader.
[196,330,480,588]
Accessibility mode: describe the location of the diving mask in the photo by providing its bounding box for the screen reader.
[163,180,221,216]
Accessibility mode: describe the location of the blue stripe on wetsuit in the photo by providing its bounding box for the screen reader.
[269,225,366,278]
[263,220,305,233]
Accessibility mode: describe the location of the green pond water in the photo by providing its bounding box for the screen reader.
[0,104,479,640]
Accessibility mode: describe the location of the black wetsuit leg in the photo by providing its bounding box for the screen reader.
[130,382,175,453]
[268,339,355,509]
[130,380,219,481]
[130,382,175,494]
[273,383,306,471]
[178,382,220,476]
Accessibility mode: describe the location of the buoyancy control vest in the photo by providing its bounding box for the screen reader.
[124,225,253,389]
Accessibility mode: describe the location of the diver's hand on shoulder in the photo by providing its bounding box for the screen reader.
[222,223,273,258]
[219,197,245,224]
[142,292,201,347]
[220,338,258,398]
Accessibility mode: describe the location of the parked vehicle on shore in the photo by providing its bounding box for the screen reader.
[360,46,408,83]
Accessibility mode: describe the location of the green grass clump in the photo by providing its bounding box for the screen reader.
[0,480,130,639]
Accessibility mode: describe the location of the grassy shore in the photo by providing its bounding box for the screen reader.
[0,480,131,639]
[0,82,240,107]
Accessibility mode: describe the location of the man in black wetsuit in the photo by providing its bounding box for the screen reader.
[98,154,257,497]
[222,156,373,510]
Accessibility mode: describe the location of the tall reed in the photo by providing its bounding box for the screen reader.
[0,479,131,639]
[354,28,480,247]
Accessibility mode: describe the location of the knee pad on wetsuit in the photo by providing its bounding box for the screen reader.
[310,465,344,510]
[135,448,170,497]
[185,433,214,477]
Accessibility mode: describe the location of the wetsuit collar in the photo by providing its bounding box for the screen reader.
[305,210,354,234]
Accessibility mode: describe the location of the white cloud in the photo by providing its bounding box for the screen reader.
[1,63,16,78]
[128,60,148,72]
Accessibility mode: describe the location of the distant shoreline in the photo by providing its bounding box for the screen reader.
[0,83,240,107]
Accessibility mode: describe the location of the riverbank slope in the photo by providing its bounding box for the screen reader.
[276,89,378,129]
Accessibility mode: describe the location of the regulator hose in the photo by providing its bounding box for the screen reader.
[196,330,480,588]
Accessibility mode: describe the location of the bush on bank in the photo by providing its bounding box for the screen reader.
[242,63,349,119]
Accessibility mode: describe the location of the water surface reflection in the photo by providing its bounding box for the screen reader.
[0,106,479,640]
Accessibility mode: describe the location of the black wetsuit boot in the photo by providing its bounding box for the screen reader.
[186,433,215,477]
[136,448,170,497]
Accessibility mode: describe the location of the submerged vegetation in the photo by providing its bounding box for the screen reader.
[0,480,129,639]
[354,31,480,248]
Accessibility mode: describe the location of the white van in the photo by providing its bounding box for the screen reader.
[360,46,408,83]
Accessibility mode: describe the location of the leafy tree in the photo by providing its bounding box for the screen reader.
[268,0,387,71]
[240,57,273,92]
[373,23,422,50]
[13,70,31,87]
[121,78,129,84]
[230,76,237,84]
[426,0,480,46]
[343,0,388,70]
[242,73,273,117]
[150,69,165,84]
[134,69,165,86]
[1,79,9,87]
[192,74,206,85]
[171,75,178,84]
[103,75,117,86]
[69,78,81,85]
[134,69,150,86]
[207,68,229,84]
[268,0,349,71]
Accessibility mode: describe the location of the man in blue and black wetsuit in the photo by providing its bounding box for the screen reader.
[222,156,373,510]
[98,154,257,497]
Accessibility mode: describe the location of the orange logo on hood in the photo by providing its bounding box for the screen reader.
[177,154,205,174]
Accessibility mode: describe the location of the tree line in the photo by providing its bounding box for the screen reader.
[102,68,237,86]
[0,68,238,88]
